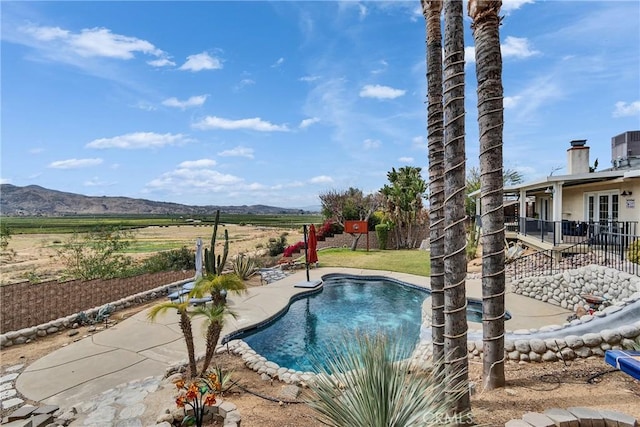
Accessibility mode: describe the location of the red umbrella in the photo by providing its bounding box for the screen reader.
[307,224,319,265]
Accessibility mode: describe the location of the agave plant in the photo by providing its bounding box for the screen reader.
[306,332,461,427]
[147,300,197,378]
[232,253,257,280]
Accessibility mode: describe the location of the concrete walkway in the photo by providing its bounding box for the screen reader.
[15,267,572,410]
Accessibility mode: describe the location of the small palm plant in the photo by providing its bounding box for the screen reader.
[190,272,246,306]
[306,332,458,427]
[191,303,237,376]
[147,301,197,378]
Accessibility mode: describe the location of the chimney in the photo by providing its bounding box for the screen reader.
[567,139,590,174]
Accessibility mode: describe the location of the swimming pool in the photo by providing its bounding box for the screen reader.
[238,275,426,372]
[230,275,510,373]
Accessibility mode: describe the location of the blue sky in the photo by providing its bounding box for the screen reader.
[2,1,639,209]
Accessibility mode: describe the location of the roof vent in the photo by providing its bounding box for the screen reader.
[570,139,587,147]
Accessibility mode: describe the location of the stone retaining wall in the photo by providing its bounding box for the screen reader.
[0,276,193,349]
[506,407,638,426]
[422,265,640,362]
[0,271,193,333]
[512,264,640,311]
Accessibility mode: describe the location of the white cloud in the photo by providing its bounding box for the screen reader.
[412,136,426,149]
[465,46,476,65]
[501,0,534,13]
[178,159,217,168]
[310,175,333,184]
[29,147,45,154]
[363,139,381,149]
[613,101,640,118]
[372,59,388,74]
[271,57,284,68]
[86,132,191,149]
[235,79,255,90]
[19,24,167,62]
[299,75,320,82]
[503,96,522,109]
[299,117,320,129]
[192,116,289,132]
[218,146,254,159]
[147,58,176,67]
[398,157,414,163]
[501,36,539,59]
[179,52,223,72]
[162,95,208,109]
[48,158,103,169]
[465,37,537,65]
[84,177,112,186]
[0,178,12,184]
[146,168,243,191]
[359,84,406,100]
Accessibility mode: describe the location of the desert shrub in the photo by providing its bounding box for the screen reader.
[0,223,11,250]
[138,247,196,273]
[267,233,288,256]
[628,239,640,264]
[57,226,135,280]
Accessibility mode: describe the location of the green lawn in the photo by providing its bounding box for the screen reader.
[313,248,431,277]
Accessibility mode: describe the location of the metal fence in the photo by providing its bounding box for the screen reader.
[510,234,640,279]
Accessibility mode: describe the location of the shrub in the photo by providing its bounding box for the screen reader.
[138,247,196,273]
[283,241,306,258]
[375,223,392,250]
[267,233,288,256]
[628,239,640,264]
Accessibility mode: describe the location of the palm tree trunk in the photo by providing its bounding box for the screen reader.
[422,0,446,391]
[179,310,198,378]
[469,0,506,390]
[199,321,223,376]
[443,0,471,420]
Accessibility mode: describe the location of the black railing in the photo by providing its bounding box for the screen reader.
[510,233,640,279]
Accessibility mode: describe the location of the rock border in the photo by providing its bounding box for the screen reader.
[506,406,638,426]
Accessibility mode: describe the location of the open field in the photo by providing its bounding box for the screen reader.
[0,223,305,284]
[1,214,323,234]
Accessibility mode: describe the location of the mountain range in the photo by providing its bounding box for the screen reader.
[0,184,314,216]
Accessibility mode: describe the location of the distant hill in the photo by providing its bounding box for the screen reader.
[0,184,309,216]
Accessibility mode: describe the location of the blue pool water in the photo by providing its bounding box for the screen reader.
[239,276,428,373]
[235,275,510,373]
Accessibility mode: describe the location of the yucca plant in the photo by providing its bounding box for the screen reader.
[305,332,461,427]
[232,253,257,280]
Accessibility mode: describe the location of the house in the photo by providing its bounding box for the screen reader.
[474,131,639,256]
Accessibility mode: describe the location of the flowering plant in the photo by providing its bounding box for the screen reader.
[283,240,306,257]
[174,373,220,427]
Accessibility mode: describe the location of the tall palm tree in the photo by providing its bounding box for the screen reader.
[191,303,236,376]
[421,0,445,387]
[468,0,506,390]
[443,0,471,420]
[147,301,197,378]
